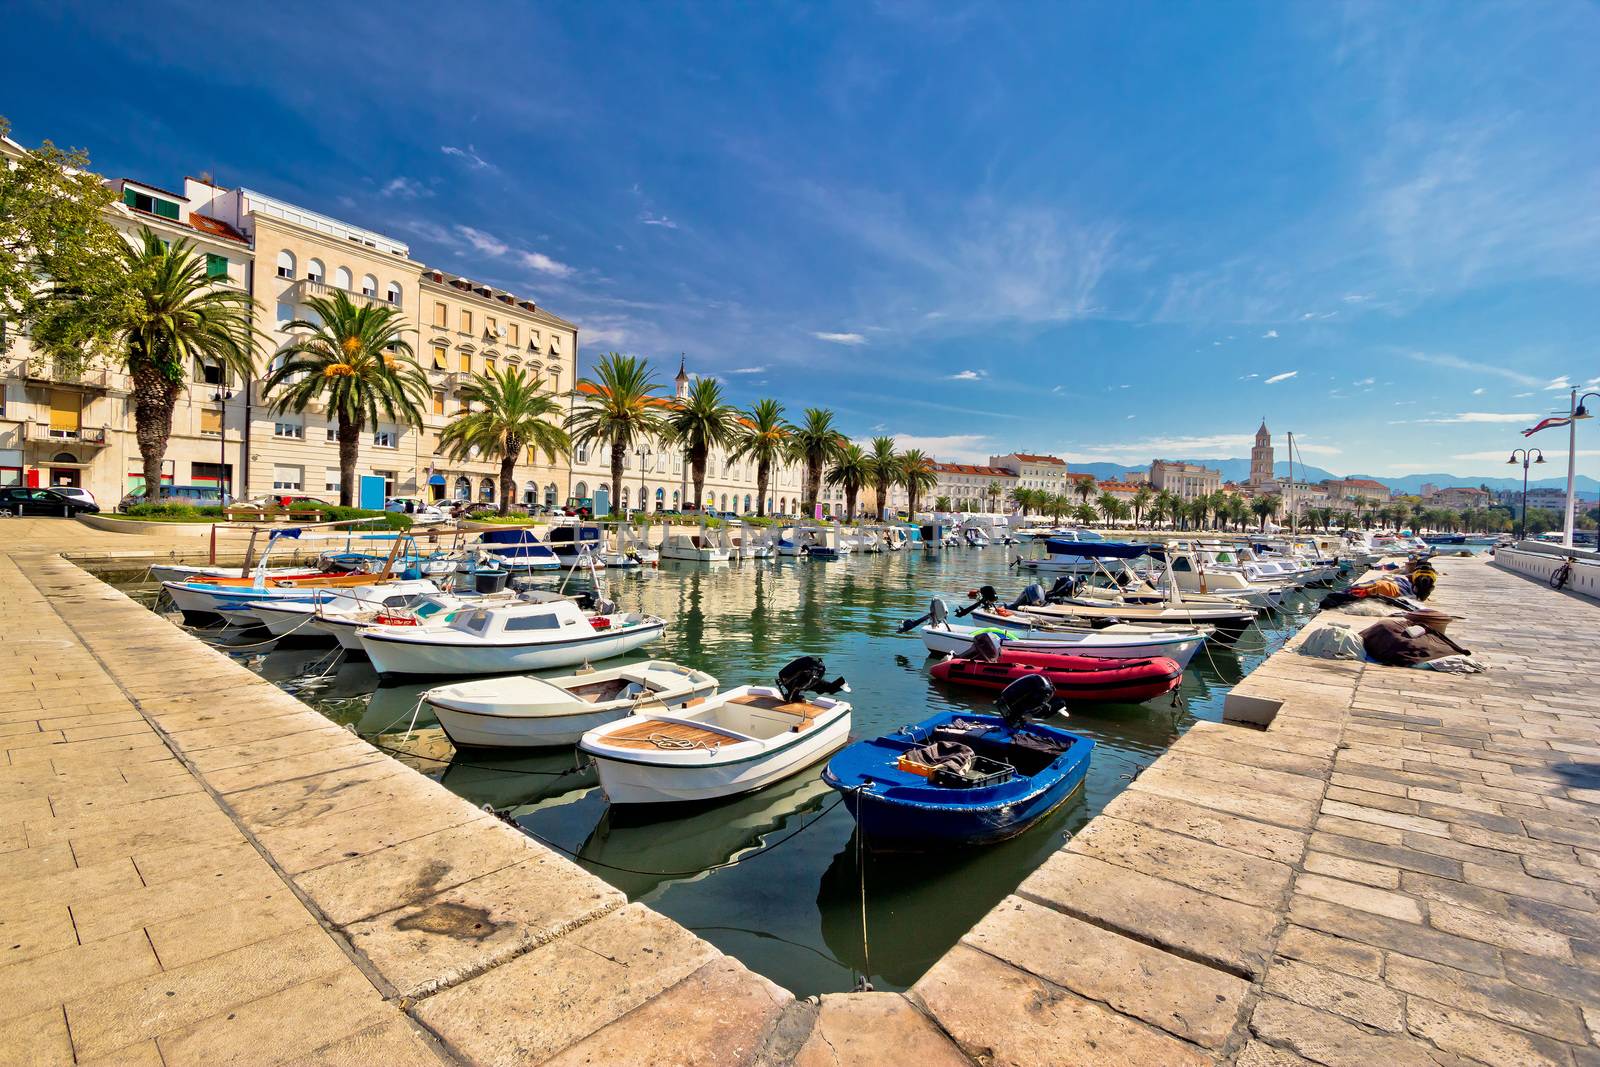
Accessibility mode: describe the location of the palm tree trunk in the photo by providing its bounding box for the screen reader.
[497,435,519,517]
[846,487,857,521]
[337,415,363,507]
[130,365,181,503]
[691,445,707,512]
[610,444,625,516]
[756,459,770,517]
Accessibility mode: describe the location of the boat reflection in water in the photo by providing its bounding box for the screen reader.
[816,782,1090,990]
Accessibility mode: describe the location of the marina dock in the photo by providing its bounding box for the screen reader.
[3,516,1598,1064]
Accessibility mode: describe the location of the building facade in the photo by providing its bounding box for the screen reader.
[990,453,1068,497]
[1,135,582,509]
[929,463,1017,511]
[1424,486,1492,510]
[1321,478,1390,505]
[1150,459,1222,501]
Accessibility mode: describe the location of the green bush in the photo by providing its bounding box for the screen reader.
[118,503,224,522]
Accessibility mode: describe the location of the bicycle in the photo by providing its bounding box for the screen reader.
[1550,557,1575,590]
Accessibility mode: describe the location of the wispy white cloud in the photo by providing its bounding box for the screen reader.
[813,331,867,345]
[1472,387,1486,395]
[1454,449,1600,462]
[1300,311,1337,321]
[947,369,986,381]
[1546,376,1573,391]
[1353,377,1376,386]
[1402,351,1545,388]
[728,366,766,374]
[889,433,994,464]
[455,225,509,257]
[1411,411,1537,424]
[380,176,429,199]
[1239,373,1259,381]
[639,212,679,229]
[1262,329,1279,339]
[440,144,495,170]
[1059,432,1339,466]
[519,251,573,278]
[1264,371,1299,384]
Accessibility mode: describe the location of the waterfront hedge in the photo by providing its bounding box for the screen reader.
[116,502,411,530]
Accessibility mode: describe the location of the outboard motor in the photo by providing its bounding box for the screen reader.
[995,673,1056,731]
[970,631,1005,663]
[776,656,850,703]
[1045,576,1079,603]
[929,598,950,626]
[1008,582,1046,609]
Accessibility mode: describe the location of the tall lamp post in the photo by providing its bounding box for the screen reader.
[211,388,233,502]
[1567,392,1599,548]
[635,445,652,516]
[1508,447,1546,542]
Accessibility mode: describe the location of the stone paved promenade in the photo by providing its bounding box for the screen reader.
[2,515,1598,1065]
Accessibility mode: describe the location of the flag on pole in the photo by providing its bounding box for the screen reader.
[1522,415,1573,437]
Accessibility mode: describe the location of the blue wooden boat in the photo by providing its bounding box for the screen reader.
[477,527,560,571]
[822,675,1093,847]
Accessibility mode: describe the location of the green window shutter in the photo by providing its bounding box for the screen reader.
[154,198,180,220]
[206,254,228,278]
[122,187,138,207]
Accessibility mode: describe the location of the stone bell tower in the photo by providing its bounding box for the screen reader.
[675,355,690,400]
[1250,419,1274,486]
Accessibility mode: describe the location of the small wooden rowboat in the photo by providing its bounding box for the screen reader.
[930,639,1182,704]
[424,661,719,749]
[579,657,850,805]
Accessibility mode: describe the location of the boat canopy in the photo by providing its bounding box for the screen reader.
[1043,539,1154,559]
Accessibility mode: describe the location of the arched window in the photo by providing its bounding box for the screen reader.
[306,258,324,284]
[361,274,378,298]
[620,486,630,509]
[720,494,729,512]
[779,497,787,514]
[276,251,295,279]
[743,494,752,513]
[385,281,402,306]
[453,476,471,501]
[522,480,537,505]
[672,490,680,511]
[545,483,558,507]
[574,481,588,499]
[334,266,352,291]
[479,477,495,501]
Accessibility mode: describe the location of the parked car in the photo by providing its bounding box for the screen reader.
[118,484,228,511]
[0,487,101,517]
[49,486,97,510]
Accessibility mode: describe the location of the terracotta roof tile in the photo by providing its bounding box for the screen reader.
[1009,453,1066,465]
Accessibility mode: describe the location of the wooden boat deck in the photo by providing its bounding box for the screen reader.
[726,693,822,728]
[601,718,733,750]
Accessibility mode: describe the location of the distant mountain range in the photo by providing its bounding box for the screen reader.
[1071,460,1600,498]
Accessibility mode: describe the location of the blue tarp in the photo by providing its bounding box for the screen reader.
[1043,539,1153,559]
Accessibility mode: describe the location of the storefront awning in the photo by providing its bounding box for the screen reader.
[428,474,447,486]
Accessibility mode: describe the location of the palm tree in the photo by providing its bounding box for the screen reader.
[1251,495,1280,531]
[438,366,569,516]
[934,494,953,513]
[788,408,845,515]
[38,229,257,501]
[899,449,939,518]
[1073,502,1098,527]
[566,353,668,513]
[1131,485,1154,529]
[1228,495,1252,531]
[1096,491,1120,526]
[826,442,874,521]
[730,399,790,518]
[1163,492,1187,529]
[1046,493,1073,524]
[1072,476,1097,508]
[665,376,739,514]
[261,290,423,506]
[867,436,902,518]
[985,484,1003,512]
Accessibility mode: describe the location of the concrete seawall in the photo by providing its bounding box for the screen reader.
[5,514,1599,1064]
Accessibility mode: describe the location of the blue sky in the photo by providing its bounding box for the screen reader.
[7,1,1600,479]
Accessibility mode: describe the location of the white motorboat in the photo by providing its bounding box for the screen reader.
[578,657,852,805]
[358,596,665,676]
[247,582,447,639]
[919,611,1207,669]
[660,521,732,562]
[149,563,316,584]
[425,660,719,749]
[1017,530,1112,573]
[547,522,639,568]
[312,589,526,650]
[164,574,438,627]
[727,521,775,559]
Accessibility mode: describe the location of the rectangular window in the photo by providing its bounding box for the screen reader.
[193,357,225,386]
[373,470,397,497]
[324,468,341,493]
[276,302,293,326]
[458,309,472,334]
[273,420,304,439]
[507,323,518,346]
[433,301,448,327]
[326,426,337,442]
[458,352,471,373]
[123,187,179,219]
[373,430,398,449]
[272,465,303,491]
[432,391,446,415]
[431,345,448,370]
[485,356,496,374]
[486,316,497,337]
[575,444,589,464]
[49,390,80,436]
[205,253,228,279]
[200,408,223,436]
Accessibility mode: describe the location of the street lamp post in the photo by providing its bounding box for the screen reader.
[1507,448,1546,542]
[635,445,652,516]
[212,388,234,502]
[1568,392,1599,548]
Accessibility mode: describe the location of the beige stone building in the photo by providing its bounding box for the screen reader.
[1150,459,1221,501]
[990,452,1067,496]
[930,462,1017,512]
[1322,477,1391,505]
[1,130,581,509]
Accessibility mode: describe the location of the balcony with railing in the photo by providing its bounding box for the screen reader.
[21,363,114,392]
[25,421,110,447]
[291,278,399,308]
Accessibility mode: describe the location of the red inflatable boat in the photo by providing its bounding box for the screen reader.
[931,646,1183,704]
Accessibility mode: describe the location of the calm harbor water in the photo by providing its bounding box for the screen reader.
[109,546,1332,996]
